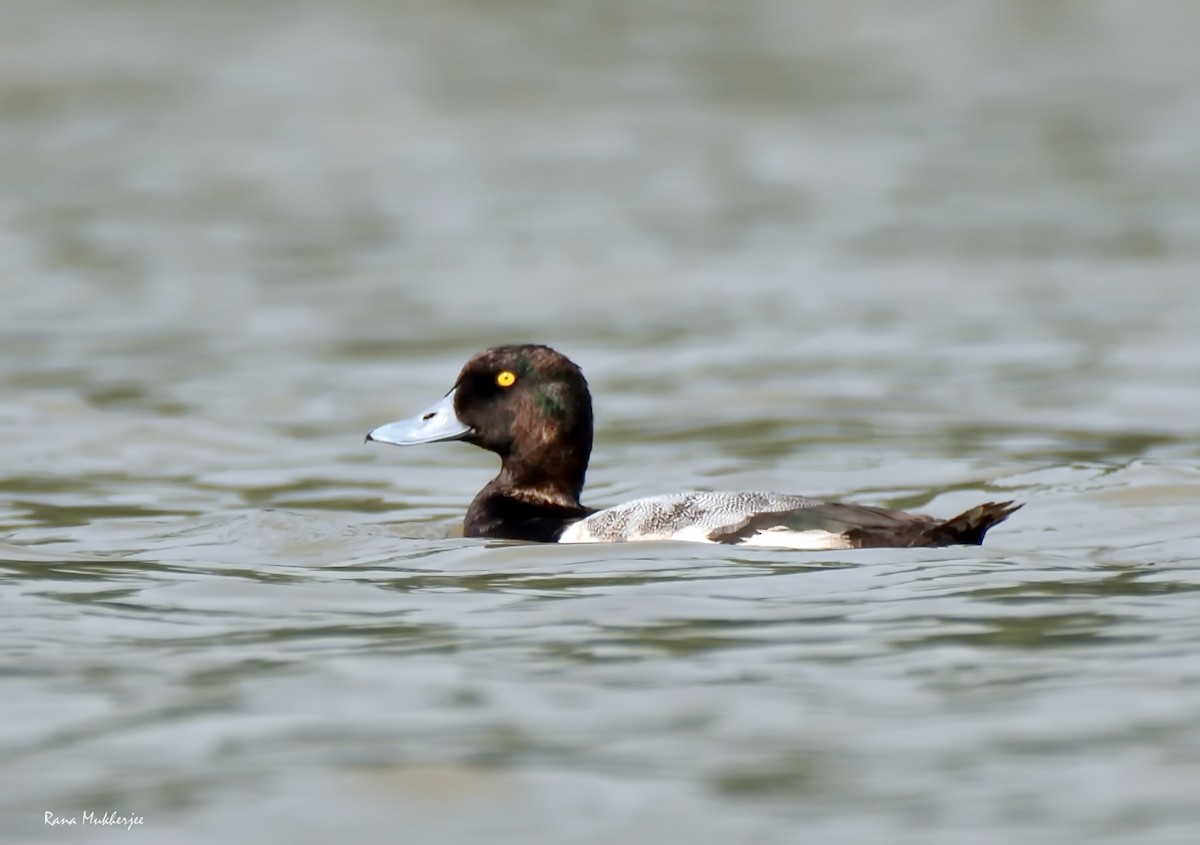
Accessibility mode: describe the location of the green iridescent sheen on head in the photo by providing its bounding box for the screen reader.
[534,383,568,420]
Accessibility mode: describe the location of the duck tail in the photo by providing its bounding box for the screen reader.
[923,500,1023,546]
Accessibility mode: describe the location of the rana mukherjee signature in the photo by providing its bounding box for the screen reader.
[45,810,144,830]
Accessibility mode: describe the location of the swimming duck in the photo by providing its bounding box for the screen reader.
[366,344,1021,549]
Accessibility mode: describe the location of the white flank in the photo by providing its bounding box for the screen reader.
[561,522,852,550]
[557,521,596,543]
[736,528,854,550]
[558,492,857,550]
[664,526,719,544]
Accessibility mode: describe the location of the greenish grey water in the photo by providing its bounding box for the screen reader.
[3,1,1200,843]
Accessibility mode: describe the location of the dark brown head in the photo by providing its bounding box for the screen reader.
[366,344,594,505]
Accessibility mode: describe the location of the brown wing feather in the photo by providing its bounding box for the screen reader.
[846,500,1022,548]
[712,499,1022,549]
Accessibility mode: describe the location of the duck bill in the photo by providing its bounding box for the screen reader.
[365,391,470,446]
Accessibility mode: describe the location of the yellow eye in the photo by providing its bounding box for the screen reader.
[496,370,517,388]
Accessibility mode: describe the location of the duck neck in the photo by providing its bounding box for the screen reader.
[492,444,589,509]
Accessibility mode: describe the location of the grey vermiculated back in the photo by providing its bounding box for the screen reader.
[570,491,829,541]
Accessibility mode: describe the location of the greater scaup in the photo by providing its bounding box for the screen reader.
[366,344,1021,549]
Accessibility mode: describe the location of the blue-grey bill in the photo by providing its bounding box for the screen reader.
[365,391,470,446]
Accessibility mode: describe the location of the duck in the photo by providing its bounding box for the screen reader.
[366,344,1021,549]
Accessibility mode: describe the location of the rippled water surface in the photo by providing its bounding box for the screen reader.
[4,1,1200,843]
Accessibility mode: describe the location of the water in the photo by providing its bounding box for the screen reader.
[3,1,1200,842]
